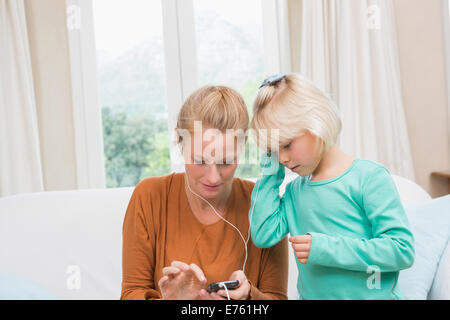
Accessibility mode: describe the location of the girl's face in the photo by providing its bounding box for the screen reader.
[183,130,239,200]
[278,131,323,176]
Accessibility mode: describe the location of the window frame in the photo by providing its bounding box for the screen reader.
[66,0,291,187]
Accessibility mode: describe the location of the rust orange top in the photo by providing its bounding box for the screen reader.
[120,172,288,300]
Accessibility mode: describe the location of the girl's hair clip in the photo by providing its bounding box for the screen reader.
[259,74,286,89]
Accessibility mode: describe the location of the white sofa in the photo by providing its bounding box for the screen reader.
[0,174,446,299]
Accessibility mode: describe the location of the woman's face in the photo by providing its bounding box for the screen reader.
[278,131,323,176]
[183,129,239,200]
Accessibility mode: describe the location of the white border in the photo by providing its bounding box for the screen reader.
[66,0,106,189]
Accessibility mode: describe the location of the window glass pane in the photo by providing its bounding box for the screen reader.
[93,0,170,187]
[194,0,265,178]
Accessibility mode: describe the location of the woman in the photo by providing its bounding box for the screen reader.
[120,86,288,300]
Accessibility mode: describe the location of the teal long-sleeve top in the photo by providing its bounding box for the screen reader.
[249,153,415,300]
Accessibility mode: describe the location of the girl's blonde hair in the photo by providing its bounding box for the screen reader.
[176,86,249,146]
[251,73,342,154]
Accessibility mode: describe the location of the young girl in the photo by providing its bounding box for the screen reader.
[249,73,415,300]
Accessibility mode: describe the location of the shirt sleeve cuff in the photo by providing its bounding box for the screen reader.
[306,232,328,266]
[260,152,281,176]
[247,280,264,300]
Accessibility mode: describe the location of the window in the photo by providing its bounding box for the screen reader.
[193,0,265,178]
[66,0,290,188]
[92,0,170,187]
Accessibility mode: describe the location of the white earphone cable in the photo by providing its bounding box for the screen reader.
[184,154,270,274]
[185,174,248,271]
[219,282,231,300]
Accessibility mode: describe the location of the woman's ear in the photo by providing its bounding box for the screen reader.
[174,128,185,152]
[177,140,184,156]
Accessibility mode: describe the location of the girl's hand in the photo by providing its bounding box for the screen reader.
[158,261,207,300]
[201,270,251,300]
[289,234,312,264]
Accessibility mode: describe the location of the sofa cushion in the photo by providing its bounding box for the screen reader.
[428,241,450,299]
[398,195,450,300]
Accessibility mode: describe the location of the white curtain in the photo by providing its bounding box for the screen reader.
[299,0,416,180]
[0,0,44,197]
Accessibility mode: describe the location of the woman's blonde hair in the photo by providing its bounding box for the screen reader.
[176,85,249,146]
[251,73,342,154]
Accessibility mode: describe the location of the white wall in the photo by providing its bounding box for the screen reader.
[393,0,450,197]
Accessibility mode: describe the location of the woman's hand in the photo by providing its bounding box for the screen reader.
[200,270,251,300]
[198,289,227,300]
[158,261,207,300]
[289,234,312,264]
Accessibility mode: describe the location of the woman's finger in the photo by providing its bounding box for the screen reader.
[162,266,181,277]
[228,270,245,284]
[209,291,226,300]
[158,275,169,288]
[171,261,190,271]
[217,283,247,300]
[200,288,225,300]
[199,289,210,300]
[216,270,249,300]
[199,289,216,300]
[189,263,207,284]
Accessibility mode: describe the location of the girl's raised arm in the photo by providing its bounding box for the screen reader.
[250,152,294,248]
